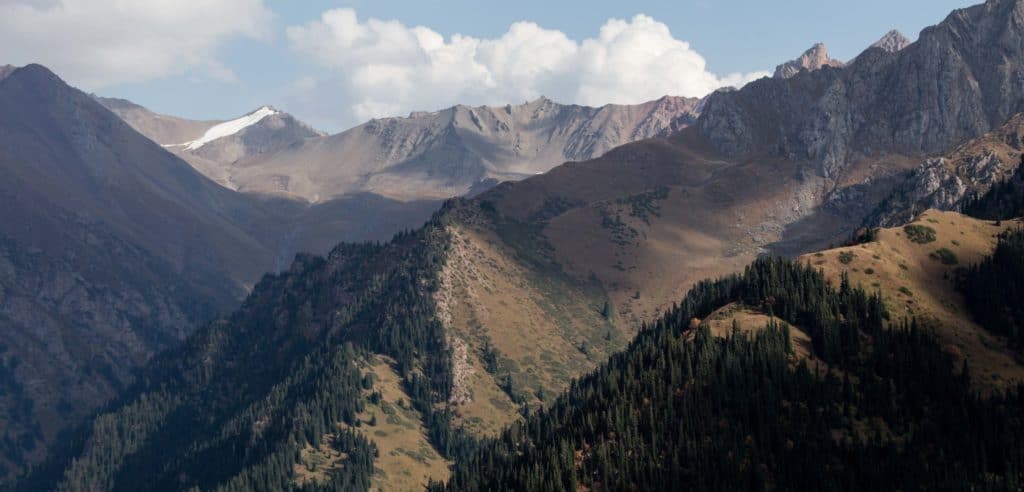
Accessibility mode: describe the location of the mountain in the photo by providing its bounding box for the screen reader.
[173,107,324,186]
[867,113,1024,227]
[97,100,325,190]
[700,0,1024,176]
[28,203,1024,490]
[772,43,844,79]
[176,95,700,203]
[19,0,1024,489]
[438,223,1024,490]
[870,29,912,52]
[0,64,298,475]
[94,96,222,147]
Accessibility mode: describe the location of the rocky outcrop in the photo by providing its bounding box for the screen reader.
[698,0,1024,182]
[868,113,1024,226]
[870,29,912,53]
[773,43,845,79]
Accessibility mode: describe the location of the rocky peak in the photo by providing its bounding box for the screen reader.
[870,29,912,53]
[773,42,845,79]
[698,0,1024,178]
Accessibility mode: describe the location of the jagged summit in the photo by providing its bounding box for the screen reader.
[772,42,845,79]
[870,29,912,53]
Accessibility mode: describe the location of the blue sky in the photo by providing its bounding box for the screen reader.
[1,0,976,132]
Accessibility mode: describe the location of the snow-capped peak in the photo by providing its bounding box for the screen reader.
[182,106,279,150]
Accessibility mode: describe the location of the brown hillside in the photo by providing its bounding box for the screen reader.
[801,210,1024,392]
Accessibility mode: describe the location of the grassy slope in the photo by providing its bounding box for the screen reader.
[801,209,1024,391]
[292,355,450,491]
[701,304,814,360]
[486,129,920,331]
[435,216,623,438]
[427,129,924,439]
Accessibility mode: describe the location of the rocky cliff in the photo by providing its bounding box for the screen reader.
[699,0,1024,180]
[773,43,844,79]
[868,113,1024,226]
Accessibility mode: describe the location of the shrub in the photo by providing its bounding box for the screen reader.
[904,224,937,244]
[839,252,856,264]
[930,248,959,265]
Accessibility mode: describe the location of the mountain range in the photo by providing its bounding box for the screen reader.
[5,0,1024,489]
[0,63,706,479]
[101,94,701,203]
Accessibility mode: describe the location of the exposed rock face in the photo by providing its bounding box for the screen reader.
[870,29,912,53]
[773,43,844,79]
[207,95,702,202]
[698,0,1024,181]
[868,113,1024,227]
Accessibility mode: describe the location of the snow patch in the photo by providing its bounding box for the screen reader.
[182,106,279,150]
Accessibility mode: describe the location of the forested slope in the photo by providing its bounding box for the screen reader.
[436,257,1024,491]
[18,210,464,491]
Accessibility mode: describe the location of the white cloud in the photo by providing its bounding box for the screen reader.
[0,0,273,89]
[287,9,768,127]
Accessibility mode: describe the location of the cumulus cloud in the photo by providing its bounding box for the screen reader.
[287,9,768,127]
[0,0,273,88]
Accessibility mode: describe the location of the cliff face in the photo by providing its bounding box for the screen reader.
[698,0,1024,179]
[868,113,1024,227]
[773,43,845,79]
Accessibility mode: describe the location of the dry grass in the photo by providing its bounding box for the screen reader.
[293,356,450,491]
[294,438,347,487]
[435,224,623,437]
[360,356,450,492]
[702,303,813,360]
[800,210,1024,392]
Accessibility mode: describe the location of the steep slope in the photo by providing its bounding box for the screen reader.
[699,0,1024,177]
[772,43,844,79]
[868,113,1024,226]
[180,108,323,177]
[97,100,325,190]
[94,96,221,147]
[19,214,460,492]
[870,29,912,53]
[224,96,701,202]
[0,65,291,477]
[456,0,1024,335]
